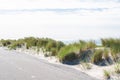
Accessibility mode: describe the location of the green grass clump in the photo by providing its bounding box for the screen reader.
[57,40,96,62]
[0,39,15,47]
[9,39,25,50]
[114,63,120,74]
[104,48,110,59]
[24,37,38,49]
[91,48,112,65]
[57,44,79,62]
[103,70,111,80]
[101,38,120,60]
[0,37,65,56]
[86,41,96,49]
[91,49,103,64]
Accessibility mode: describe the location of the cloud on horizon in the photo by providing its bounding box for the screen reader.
[0,0,119,16]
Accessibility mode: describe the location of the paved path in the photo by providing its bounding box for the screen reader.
[0,48,98,80]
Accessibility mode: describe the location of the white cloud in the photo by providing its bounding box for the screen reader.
[0,0,120,9]
[0,0,120,40]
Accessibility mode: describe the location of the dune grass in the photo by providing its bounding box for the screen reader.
[57,40,96,62]
[0,38,96,63]
[1,37,120,66]
[101,38,120,60]
[57,44,80,62]
[114,62,120,74]
[0,37,65,56]
[103,70,111,79]
[91,49,103,64]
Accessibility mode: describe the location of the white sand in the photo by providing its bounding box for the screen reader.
[72,64,115,80]
[16,48,60,64]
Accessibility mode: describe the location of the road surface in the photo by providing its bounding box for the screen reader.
[0,48,98,80]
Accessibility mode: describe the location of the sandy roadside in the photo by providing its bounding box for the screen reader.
[11,48,119,80]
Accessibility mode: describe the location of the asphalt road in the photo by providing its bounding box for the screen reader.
[0,47,98,80]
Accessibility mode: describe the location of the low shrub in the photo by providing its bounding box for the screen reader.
[103,70,111,80]
[114,63,120,74]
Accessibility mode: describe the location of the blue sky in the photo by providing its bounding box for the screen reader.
[0,0,120,40]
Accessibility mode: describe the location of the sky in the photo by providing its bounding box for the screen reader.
[0,0,120,41]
